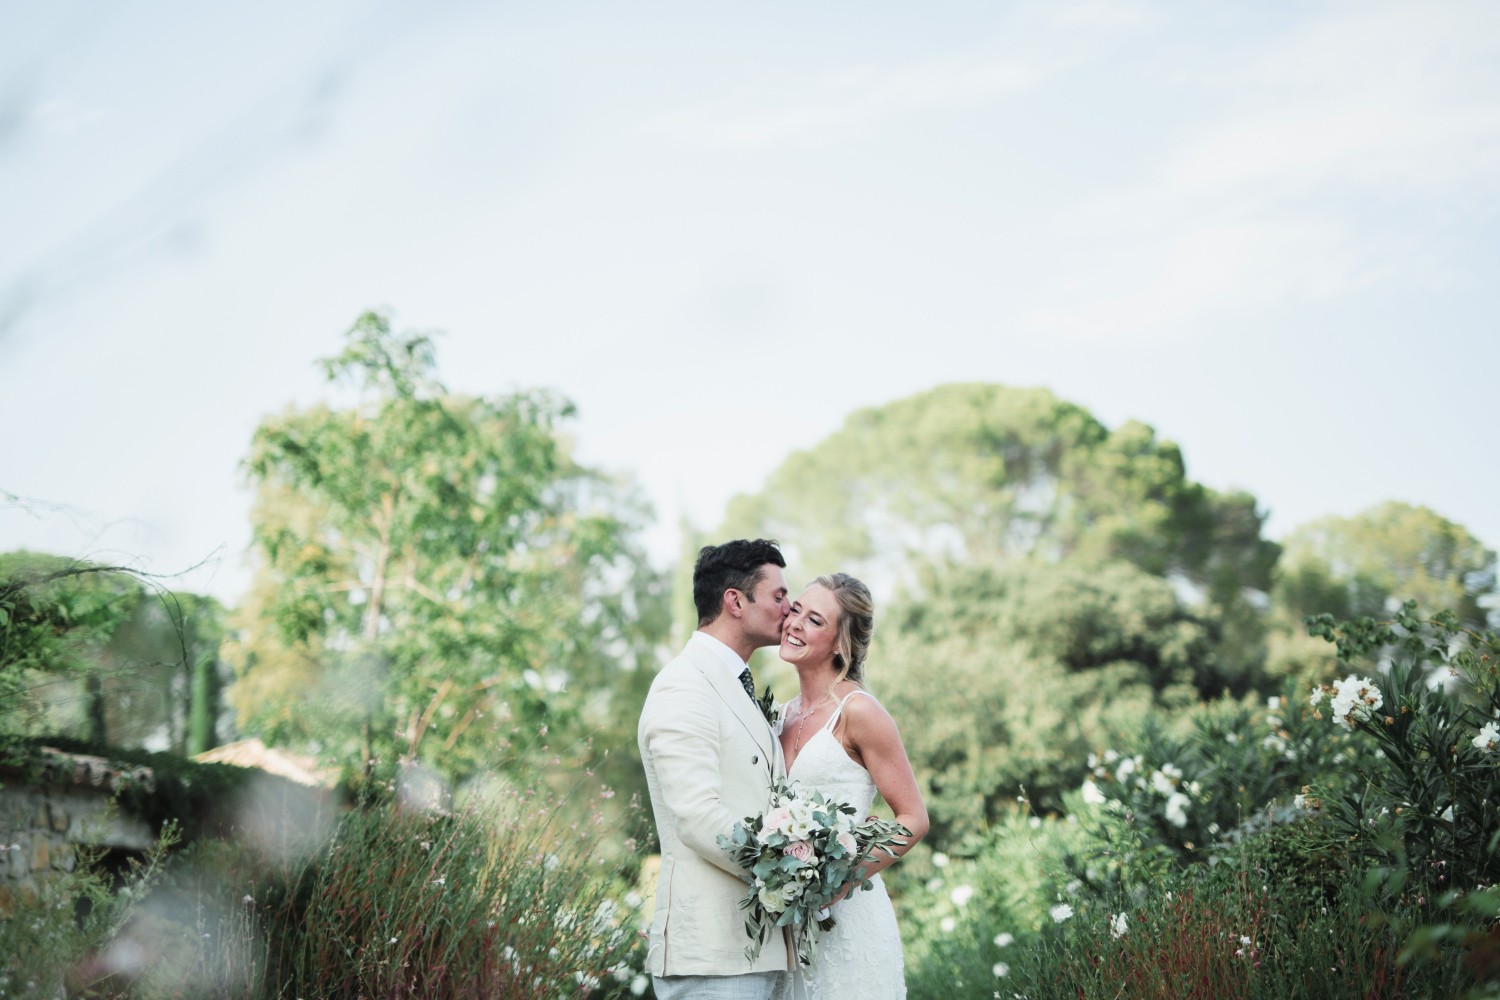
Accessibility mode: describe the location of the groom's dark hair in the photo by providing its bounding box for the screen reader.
[693,539,785,627]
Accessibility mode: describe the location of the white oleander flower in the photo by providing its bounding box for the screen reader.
[1327,674,1383,729]
[1049,903,1074,923]
[1473,721,1500,752]
[994,932,1014,948]
[1164,792,1190,829]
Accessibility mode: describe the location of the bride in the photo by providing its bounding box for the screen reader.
[777,573,929,1000]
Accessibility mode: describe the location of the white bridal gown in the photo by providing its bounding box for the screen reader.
[788,691,907,1000]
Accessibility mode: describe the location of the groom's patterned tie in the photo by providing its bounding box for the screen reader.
[738,666,756,700]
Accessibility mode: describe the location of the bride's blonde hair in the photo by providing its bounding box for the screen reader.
[815,573,874,688]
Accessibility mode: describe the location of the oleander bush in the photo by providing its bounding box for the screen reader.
[901,604,1500,999]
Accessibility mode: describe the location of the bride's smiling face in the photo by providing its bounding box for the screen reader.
[779,584,841,669]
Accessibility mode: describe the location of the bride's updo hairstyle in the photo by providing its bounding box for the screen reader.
[815,572,874,687]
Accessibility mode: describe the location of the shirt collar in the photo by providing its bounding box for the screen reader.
[689,630,749,681]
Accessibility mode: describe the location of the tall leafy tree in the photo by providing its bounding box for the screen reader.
[715,384,1278,685]
[719,384,1276,595]
[229,311,666,788]
[1274,501,1496,627]
[1266,501,1497,680]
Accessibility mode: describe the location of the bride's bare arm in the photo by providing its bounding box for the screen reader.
[841,693,929,880]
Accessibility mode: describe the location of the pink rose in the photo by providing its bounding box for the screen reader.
[759,807,793,841]
[835,831,858,856]
[783,840,815,864]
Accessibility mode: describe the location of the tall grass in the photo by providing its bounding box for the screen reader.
[19,754,654,1000]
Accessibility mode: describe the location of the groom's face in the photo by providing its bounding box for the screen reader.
[739,563,791,648]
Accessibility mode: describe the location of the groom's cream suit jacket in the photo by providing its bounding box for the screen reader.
[638,633,791,977]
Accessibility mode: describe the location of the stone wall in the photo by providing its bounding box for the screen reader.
[0,751,157,915]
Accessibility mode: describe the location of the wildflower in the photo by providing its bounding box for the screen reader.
[1474,721,1500,752]
[388,937,398,945]
[940,917,957,933]
[993,962,1010,977]
[994,932,1014,948]
[1081,779,1107,805]
[433,875,446,886]
[241,895,254,905]
[1267,696,1281,711]
[951,885,975,907]
[630,974,649,996]
[1109,912,1129,938]
[1050,903,1074,922]
[1309,686,1325,706]
[574,972,601,990]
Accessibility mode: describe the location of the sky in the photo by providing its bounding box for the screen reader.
[2,0,1497,603]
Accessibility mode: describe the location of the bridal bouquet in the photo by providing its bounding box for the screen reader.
[718,777,910,965]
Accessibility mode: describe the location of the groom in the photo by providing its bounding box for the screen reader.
[638,538,794,999]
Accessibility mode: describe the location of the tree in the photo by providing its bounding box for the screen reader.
[876,559,1208,845]
[719,384,1275,595]
[0,552,225,750]
[713,384,1279,686]
[1266,502,1497,681]
[228,311,667,790]
[1274,501,1496,627]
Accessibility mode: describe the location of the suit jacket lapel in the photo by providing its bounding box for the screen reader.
[686,644,776,784]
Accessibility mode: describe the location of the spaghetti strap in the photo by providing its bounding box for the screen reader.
[824,689,877,731]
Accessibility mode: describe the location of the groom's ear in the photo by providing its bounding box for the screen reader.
[723,588,744,618]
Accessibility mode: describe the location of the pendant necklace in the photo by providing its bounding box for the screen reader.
[792,689,836,753]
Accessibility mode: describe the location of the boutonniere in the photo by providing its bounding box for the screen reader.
[755,685,783,734]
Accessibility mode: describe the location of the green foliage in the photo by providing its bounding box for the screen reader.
[895,810,1099,996]
[713,385,1278,665]
[876,559,1208,845]
[1303,602,1500,902]
[1277,501,1496,629]
[902,600,1500,999]
[0,554,225,750]
[0,553,138,730]
[719,385,1275,589]
[230,310,667,790]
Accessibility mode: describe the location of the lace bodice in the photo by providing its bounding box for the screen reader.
[788,693,878,818]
